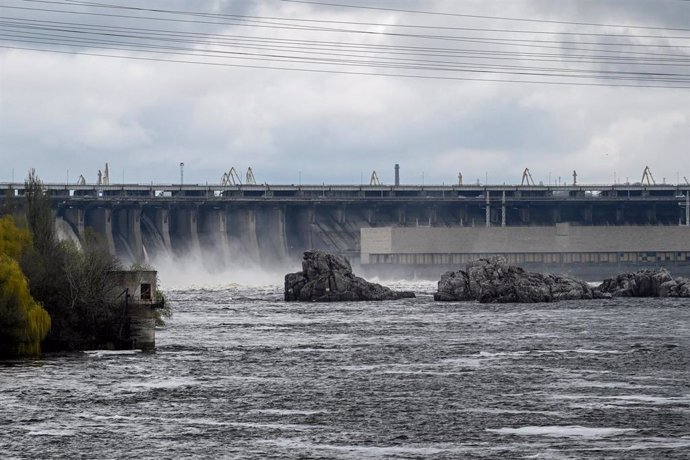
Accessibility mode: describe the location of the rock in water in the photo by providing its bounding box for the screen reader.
[598,269,689,297]
[434,257,599,303]
[285,251,415,302]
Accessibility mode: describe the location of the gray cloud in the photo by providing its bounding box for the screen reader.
[1,0,688,186]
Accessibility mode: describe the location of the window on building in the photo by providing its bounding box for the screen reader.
[141,283,152,301]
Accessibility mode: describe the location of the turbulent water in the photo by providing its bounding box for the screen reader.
[1,281,689,459]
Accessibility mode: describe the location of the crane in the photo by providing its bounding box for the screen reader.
[245,167,257,185]
[641,166,656,185]
[521,168,535,186]
[221,167,242,186]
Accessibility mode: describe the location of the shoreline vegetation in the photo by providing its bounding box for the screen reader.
[0,170,167,358]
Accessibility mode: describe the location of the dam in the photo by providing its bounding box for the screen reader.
[3,181,690,278]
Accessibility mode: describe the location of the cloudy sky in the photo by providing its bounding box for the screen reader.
[1,0,689,186]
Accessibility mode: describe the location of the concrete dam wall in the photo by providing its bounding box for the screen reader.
[5,182,688,276]
[57,203,373,268]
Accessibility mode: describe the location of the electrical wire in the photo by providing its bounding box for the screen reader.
[1,0,688,88]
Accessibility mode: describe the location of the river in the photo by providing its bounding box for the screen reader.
[1,281,689,459]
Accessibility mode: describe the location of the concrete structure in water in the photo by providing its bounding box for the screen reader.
[360,224,690,279]
[3,181,690,276]
[107,270,160,350]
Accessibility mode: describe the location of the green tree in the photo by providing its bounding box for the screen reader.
[24,169,56,257]
[0,215,32,261]
[0,254,51,356]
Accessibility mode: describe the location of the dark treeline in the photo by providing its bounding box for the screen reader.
[1,170,130,356]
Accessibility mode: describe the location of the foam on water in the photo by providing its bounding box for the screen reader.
[487,426,636,438]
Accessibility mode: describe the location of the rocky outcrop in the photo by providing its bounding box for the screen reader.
[285,251,415,302]
[434,257,602,303]
[597,269,690,297]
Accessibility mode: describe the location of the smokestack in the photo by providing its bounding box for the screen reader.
[394,164,400,186]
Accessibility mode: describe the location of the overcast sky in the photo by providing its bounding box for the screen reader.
[1,0,689,186]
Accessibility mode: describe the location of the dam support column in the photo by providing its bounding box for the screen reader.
[63,207,85,240]
[366,207,376,226]
[115,207,144,262]
[334,204,347,225]
[485,192,490,227]
[552,206,561,224]
[172,207,201,255]
[397,205,406,226]
[646,204,657,224]
[520,206,530,225]
[199,207,231,266]
[227,206,260,262]
[616,205,624,225]
[501,191,506,227]
[153,208,172,252]
[86,207,116,255]
[256,206,288,263]
[583,205,593,225]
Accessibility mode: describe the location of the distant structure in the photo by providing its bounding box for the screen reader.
[394,164,400,186]
[107,270,161,350]
[641,166,656,185]
[521,168,535,185]
[246,167,257,185]
[370,171,381,185]
[103,163,110,185]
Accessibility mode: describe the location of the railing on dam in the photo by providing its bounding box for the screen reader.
[2,182,689,204]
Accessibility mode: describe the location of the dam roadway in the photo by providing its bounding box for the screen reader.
[3,182,690,277]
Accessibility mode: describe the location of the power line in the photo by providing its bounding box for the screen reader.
[3,21,688,81]
[3,44,687,88]
[1,0,687,88]
[5,4,690,56]
[4,19,686,67]
[25,0,690,41]
[280,0,690,32]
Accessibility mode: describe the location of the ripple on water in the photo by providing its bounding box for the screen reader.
[1,282,689,459]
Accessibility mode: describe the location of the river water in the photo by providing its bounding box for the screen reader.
[1,281,689,459]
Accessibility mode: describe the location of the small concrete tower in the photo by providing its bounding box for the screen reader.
[394,164,400,186]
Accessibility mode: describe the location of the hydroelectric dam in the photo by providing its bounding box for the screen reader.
[4,181,690,279]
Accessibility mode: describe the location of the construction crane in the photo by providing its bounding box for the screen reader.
[221,167,242,186]
[521,168,535,186]
[369,171,381,185]
[245,167,257,185]
[641,166,656,185]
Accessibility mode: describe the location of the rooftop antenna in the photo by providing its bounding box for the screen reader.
[641,166,656,185]
[369,170,381,185]
[521,168,535,186]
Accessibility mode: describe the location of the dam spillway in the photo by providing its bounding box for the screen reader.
[4,182,690,277]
